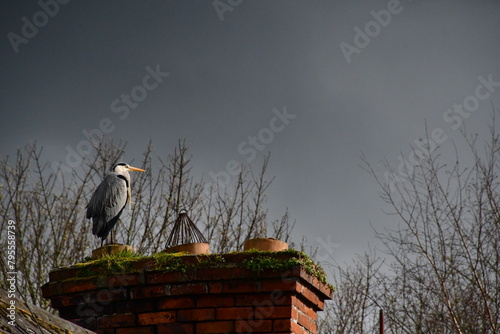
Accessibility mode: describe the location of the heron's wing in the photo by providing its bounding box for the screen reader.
[86,173,128,238]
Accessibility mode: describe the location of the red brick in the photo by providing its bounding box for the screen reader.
[258,268,294,279]
[170,283,207,295]
[309,320,317,334]
[157,323,194,334]
[44,252,329,334]
[62,279,97,293]
[138,311,176,325]
[56,288,124,310]
[272,292,293,306]
[273,318,292,332]
[235,292,292,307]
[298,311,313,331]
[221,280,259,294]
[303,304,318,322]
[296,283,323,310]
[60,303,114,319]
[116,299,155,313]
[116,326,154,334]
[318,282,334,299]
[216,307,253,320]
[297,266,334,300]
[277,265,301,281]
[297,267,317,286]
[209,282,222,293]
[292,305,299,321]
[196,321,234,333]
[131,285,168,299]
[291,299,314,322]
[232,267,255,279]
[157,296,196,310]
[259,306,292,319]
[71,317,97,330]
[292,296,307,313]
[94,329,116,334]
[235,319,273,333]
[98,313,136,328]
[177,308,215,322]
[49,267,80,281]
[58,306,80,319]
[274,319,304,333]
[196,267,235,280]
[102,273,141,288]
[41,282,62,298]
[50,293,86,308]
[132,258,156,271]
[309,276,320,291]
[198,295,234,307]
[260,279,297,292]
[292,321,306,334]
[146,271,184,284]
[92,287,128,305]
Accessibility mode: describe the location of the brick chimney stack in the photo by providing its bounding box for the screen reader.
[42,251,333,334]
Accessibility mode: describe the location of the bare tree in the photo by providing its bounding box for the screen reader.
[319,114,500,333]
[318,252,384,334]
[0,139,293,308]
[361,116,499,333]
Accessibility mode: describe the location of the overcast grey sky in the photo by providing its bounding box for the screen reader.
[1,1,499,267]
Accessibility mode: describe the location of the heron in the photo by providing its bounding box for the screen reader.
[86,162,145,246]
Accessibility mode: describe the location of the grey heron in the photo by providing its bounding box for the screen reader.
[86,162,145,245]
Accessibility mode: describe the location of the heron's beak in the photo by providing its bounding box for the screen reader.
[128,166,146,172]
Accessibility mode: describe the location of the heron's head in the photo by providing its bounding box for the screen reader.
[112,162,146,174]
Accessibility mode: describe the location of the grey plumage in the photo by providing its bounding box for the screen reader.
[86,162,145,244]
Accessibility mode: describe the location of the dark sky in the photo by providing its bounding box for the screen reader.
[1,1,499,266]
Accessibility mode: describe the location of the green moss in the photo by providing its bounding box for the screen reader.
[75,249,142,278]
[152,252,227,272]
[151,252,189,272]
[194,254,226,268]
[296,255,332,288]
[240,249,334,290]
[62,248,334,291]
[228,248,301,256]
[242,255,300,272]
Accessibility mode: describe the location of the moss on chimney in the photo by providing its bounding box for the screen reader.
[241,251,332,288]
[62,248,333,291]
[43,248,334,333]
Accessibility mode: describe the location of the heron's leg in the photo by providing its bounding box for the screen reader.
[110,230,114,244]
